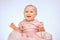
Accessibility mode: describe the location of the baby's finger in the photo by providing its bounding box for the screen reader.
[10,22,14,27]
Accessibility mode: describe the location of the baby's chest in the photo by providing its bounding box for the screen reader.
[22,23,39,29]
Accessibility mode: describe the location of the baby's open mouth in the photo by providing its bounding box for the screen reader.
[27,16,31,17]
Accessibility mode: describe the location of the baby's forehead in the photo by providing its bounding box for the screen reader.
[24,5,37,11]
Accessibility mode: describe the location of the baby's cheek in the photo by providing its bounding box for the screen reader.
[31,15,36,18]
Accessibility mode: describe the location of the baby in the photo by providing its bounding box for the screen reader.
[8,5,52,40]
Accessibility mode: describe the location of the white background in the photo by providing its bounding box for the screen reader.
[0,0,60,40]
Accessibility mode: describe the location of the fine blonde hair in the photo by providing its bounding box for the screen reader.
[24,4,37,13]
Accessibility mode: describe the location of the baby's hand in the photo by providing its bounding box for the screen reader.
[10,22,20,32]
[10,22,16,30]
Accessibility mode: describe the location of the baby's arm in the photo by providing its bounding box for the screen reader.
[39,22,45,32]
[10,22,19,31]
[38,22,52,40]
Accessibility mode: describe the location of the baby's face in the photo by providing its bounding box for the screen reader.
[24,6,37,21]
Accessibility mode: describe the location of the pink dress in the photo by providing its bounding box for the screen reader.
[8,20,52,40]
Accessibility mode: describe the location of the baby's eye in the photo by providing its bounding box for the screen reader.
[30,11,33,13]
[25,11,28,13]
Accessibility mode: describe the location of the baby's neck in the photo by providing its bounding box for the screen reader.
[25,19,35,22]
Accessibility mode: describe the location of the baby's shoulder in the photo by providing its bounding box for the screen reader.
[34,20,43,23]
[18,20,25,25]
[34,20,44,25]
